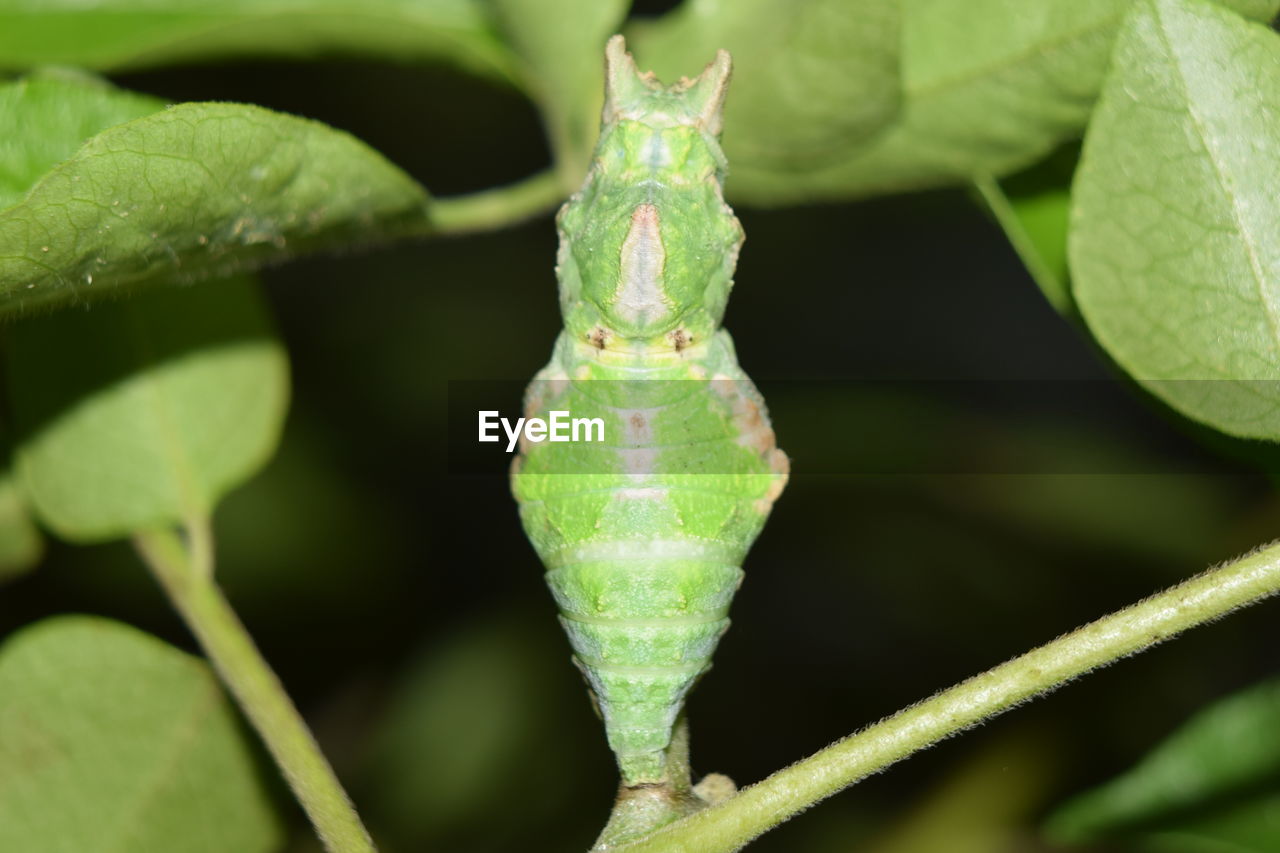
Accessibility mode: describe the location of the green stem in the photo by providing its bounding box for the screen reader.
[610,540,1280,853]
[971,173,1073,315]
[428,169,564,235]
[134,523,376,853]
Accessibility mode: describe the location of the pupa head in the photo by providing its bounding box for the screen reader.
[557,36,743,353]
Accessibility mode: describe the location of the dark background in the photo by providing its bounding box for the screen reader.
[5,23,1280,852]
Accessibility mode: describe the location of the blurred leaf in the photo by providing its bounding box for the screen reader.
[1072,0,1280,441]
[482,0,629,184]
[0,615,283,852]
[1046,676,1280,852]
[7,275,288,542]
[0,72,430,316]
[722,0,1280,205]
[0,467,41,581]
[973,145,1078,314]
[364,612,583,849]
[0,0,517,84]
[629,0,901,170]
[0,68,165,209]
[213,422,401,601]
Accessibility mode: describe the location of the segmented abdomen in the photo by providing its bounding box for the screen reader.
[512,332,787,784]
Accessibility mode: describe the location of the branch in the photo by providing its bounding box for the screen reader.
[428,169,564,235]
[609,540,1280,852]
[134,522,376,853]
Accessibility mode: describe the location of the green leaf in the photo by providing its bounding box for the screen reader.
[0,72,430,316]
[628,0,901,171]
[0,615,283,852]
[0,467,42,581]
[1071,0,1280,440]
[6,274,288,542]
[0,0,517,84]
[721,0,1280,205]
[482,0,629,185]
[974,144,1079,314]
[1046,676,1280,852]
[0,68,165,210]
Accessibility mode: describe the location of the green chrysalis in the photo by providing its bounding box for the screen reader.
[512,36,788,787]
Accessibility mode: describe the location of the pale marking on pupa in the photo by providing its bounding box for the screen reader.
[615,204,670,325]
[614,487,668,500]
[755,450,790,514]
[618,447,660,481]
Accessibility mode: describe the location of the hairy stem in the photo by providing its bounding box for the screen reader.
[428,169,564,235]
[134,523,376,853]
[610,541,1280,853]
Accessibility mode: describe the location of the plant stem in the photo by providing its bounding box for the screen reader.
[609,540,1280,853]
[134,524,376,853]
[972,173,1074,315]
[428,169,564,235]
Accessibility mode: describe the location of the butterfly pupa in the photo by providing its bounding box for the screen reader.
[511,35,788,788]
